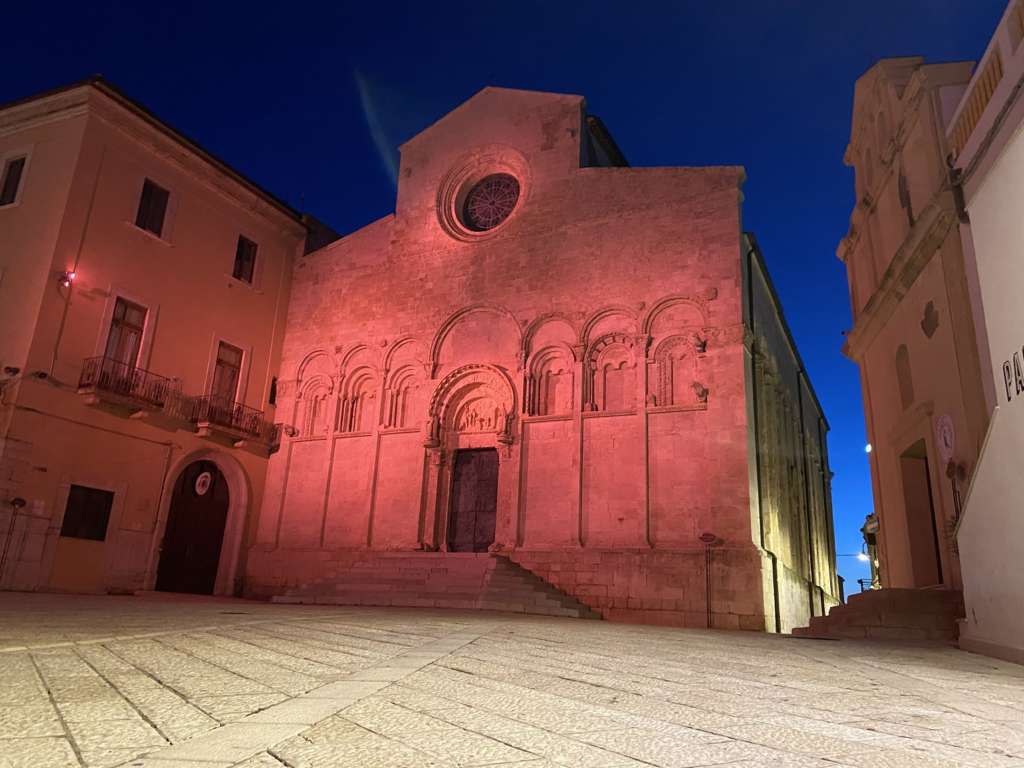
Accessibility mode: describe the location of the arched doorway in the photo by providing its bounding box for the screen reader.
[156,460,230,594]
[422,364,518,551]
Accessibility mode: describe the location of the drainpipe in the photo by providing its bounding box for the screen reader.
[0,497,27,587]
[699,532,719,629]
[50,145,107,376]
[142,442,178,590]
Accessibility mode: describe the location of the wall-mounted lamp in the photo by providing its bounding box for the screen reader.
[58,270,76,288]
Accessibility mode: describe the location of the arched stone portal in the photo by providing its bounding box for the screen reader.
[421,364,521,551]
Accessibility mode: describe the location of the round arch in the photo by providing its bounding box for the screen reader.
[642,294,708,335]
[579,305,639,346]
[523,312,578,356]
[426,363,517,446]
[145,448,251,596]
[429,304,523,374]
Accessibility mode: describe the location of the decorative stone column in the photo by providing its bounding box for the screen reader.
[492,439,522,552]
[421,445,446,551]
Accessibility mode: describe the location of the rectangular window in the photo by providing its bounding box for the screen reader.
[0,156,26,206]
[212,341,243,404]
[60,485,114,542]
[134,178,170,237]
[104,297,147,367]
[233,236,257,283]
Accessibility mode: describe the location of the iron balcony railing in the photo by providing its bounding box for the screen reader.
[78,356,172,409]
[163,388,200,424]
[193,394,277,444]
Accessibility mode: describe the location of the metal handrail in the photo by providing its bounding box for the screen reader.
[77,358,280,450]
[194,394,276,442]
[78,356,172,408]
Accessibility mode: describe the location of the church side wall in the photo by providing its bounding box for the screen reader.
[744,240,840,632]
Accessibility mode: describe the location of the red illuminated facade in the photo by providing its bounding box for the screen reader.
[249,88,839,631]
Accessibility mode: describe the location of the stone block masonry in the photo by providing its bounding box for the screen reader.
[246,86,839,631]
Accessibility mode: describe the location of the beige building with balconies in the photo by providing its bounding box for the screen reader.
[0,78,325,596]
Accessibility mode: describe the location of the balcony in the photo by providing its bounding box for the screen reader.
[193,395,280,453]
[77,356,173,414]
[77,358,281,454]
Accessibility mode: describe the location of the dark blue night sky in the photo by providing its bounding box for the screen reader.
[5,1,1006,590]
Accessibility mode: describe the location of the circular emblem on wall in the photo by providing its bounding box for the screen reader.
[935,414,955,462]
[194,471,213,497]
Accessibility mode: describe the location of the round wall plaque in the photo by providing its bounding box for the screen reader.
[195,471,213,496]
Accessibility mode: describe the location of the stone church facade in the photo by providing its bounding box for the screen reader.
[248,88,839,632]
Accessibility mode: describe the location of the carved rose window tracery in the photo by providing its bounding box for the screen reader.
[461,174,520,231]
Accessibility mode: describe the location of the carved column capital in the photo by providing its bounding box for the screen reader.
[634,334,652,355]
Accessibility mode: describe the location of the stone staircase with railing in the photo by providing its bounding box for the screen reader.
[792,588,964,644]
[270,553,601,619]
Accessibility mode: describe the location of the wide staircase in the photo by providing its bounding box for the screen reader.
[792,588,964,644]
[270,553,601,620]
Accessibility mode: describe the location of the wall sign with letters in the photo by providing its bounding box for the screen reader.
[1000,346,1024,404]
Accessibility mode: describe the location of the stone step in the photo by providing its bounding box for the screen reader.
[270,553,601,620]
[847,588,963,611]
[323,577,491,589]
[793,588,963,644]
[274,590,592,618]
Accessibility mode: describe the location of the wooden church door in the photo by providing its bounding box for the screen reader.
[447,449,498,552]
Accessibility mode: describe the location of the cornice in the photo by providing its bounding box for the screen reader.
[86,93,304,236]
[887,399,935,449]
[838,84,934,264]
[0,87,90,137]
[0,81,306,237]
[844,189,958,360]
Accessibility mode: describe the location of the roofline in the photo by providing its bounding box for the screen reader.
[743,231,831,431]
[398,85,585,151]
[0,76,305,225]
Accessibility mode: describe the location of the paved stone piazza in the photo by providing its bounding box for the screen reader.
[0,594,1022,768]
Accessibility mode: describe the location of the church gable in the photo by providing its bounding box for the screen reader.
[394,88,586,228]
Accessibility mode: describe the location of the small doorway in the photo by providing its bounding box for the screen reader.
[899,440,943,587]
[447,448,498,552]
[156,460,230,594]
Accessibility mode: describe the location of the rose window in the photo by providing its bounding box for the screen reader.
[461,174,520,231]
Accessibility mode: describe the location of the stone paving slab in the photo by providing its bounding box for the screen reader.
[0,593,1022,768]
